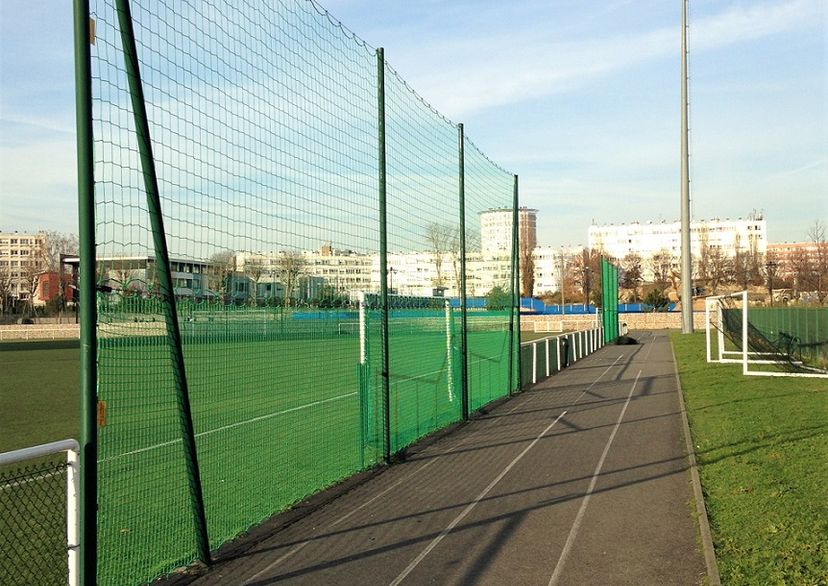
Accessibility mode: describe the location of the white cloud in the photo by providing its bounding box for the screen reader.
[400,0,823,118]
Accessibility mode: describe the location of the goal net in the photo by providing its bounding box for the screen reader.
[705,291,827,378]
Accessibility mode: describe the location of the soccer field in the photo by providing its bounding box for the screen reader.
[1,311,515,584]
[93,309,513,584]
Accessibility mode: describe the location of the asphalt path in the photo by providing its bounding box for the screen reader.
[179,329,707,585]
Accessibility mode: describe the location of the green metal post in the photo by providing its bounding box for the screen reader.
[457,124,469,420]
[377,48,392,463]
[115,0,211,565]
[73,1,96,582]
[508,175,521,393]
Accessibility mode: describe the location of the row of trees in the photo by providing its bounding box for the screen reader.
[536,220,828,306]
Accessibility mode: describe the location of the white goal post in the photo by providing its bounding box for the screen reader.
[0,439,80,586]
[704,291,827,378]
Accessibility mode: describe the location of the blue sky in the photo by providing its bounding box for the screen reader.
[1,0,825,247]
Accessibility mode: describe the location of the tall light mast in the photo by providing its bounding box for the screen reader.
[680,0,694,333]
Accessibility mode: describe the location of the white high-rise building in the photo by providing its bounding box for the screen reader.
[480,207,537,255]
[588,214,767,261]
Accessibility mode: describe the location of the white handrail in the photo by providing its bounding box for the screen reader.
[0,438,80,586]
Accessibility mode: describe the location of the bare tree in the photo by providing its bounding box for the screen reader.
[696,227,711,287]
[808,220,828,303]
[621,253,643,302]
[274,251,306,307]
[571,248,601,307]
[243,257,268,306]
[20,258,45,317]
[789,247,813,298]
[425,223,454,288]
[649,249,673,291]
[519,229,535,298]
[707,247,730,294]
[42,231,79,272]
[0,263,13,315]
[208,250,236,303]
[446,227,463,295]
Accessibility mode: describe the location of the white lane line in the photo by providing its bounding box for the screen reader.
[100,392,357,463]
[548,370,642,586]
[243,395,535,584]
[570,354,623,406]
[644,331,657,361]
[389,411,569,586]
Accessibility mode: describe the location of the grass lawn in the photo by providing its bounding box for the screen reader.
[0,341,80,453]
[671,332,827,585]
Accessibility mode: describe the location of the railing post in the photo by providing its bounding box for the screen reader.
[115,0,210,565]
[377,47,392,462]
[532,342,537,384]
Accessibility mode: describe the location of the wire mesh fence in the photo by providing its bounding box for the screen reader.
[0,441,78,586]
[82,0,518,582]
[0,459,68,586]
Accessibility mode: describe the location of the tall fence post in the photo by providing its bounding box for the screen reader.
[115,0,210,565]
[73,1,96,582]
[508,175,521,393]
[458,124,469,420]
[377,47,392,463]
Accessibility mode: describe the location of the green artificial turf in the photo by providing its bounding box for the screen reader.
[671,332,827,585]
[1,312,517,585]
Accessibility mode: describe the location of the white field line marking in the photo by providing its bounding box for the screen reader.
[570,354,623,406]
[100,392,356,463]
[243,390,538,584]
[548,370,642,586]
[0,468,65,490]
[389,411,568,586]
[644,331,657,361]
[392,367,447,383]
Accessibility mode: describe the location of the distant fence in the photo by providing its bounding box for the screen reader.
[78,0,519,583]
[0,326,80,341]
[520,298,678,314]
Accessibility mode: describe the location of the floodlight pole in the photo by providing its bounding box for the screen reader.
[680,0,694,333]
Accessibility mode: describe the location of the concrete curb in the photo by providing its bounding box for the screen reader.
[670,339,721,586]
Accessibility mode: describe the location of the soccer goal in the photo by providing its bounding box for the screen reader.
[0,439,80,586]
[705,291,827,378]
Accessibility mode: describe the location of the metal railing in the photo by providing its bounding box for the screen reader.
[0,439,80,586]
[520,327,604,387]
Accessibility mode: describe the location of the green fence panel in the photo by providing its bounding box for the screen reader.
[601,258,619,343]
[82,0,518,582]
[463,139,515,412]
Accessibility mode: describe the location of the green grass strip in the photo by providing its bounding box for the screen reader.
[671,332,827,585]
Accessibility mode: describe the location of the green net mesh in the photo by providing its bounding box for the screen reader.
[721,303,828,373]
[86,0,516,582]
[463,139,517,410]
